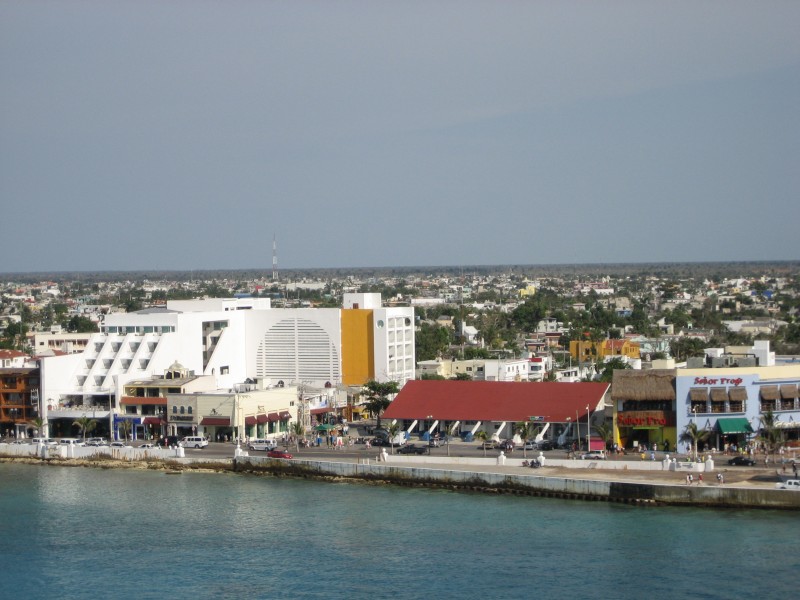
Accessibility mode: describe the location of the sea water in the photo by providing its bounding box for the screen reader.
[0,463,797,600]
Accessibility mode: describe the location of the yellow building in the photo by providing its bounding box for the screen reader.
[570,339,641,362]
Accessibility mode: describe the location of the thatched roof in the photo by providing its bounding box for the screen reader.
[780,384,798,399]
[760,385,780,400]
[729,387,748,401]
[611,369,675,401]
[710,387,728,402]
[689,388,709,401]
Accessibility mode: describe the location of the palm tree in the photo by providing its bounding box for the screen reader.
[289,421,305,452]
[759,409,783,463]
[362,380,399,429]
[118,419,132,442]
[72,416,97,443]
[387,422,401,455]
[30,416,45,438]
[515,422,534,458]
[474,430,489,457]
[594,422,613,452]
[679,422,710,460]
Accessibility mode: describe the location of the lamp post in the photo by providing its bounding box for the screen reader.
[586,404,591,452]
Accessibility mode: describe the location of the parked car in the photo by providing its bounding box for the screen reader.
[728,456,755,466]
[523,440,538,451]
[158,436,181,448]
[499,440,515,451]
[267,449,293,459]
[30,438,57,446]
[775,479,800,490]
[580,450,607,460]
[248,439,279,452]
[139,443,156,449]
[109,441,131,448]
[58,438,85,447]
[85,437,108,447]
[180,436,208,449]
[398,444,427,455]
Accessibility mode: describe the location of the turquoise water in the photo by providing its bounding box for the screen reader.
[1,463,797,599]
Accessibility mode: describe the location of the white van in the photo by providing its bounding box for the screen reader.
[59,438,85,447]
[31,437,57,446]
[248,439,278,452]
[180,436,208,449]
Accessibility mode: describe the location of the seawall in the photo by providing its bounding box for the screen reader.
[234,456,800,510]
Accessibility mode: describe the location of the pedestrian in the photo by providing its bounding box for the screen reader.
[697,473,703,485]
[717,473,724,485]
[685,473,691,485]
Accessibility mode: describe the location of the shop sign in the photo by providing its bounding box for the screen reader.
[171,415,194,422]
[617,411,675,427]
[693,377,743,386]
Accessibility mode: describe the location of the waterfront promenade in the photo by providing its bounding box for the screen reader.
[4,438,797,509]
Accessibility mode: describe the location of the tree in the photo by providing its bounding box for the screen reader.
[415,323,452,361]
[596,357,631,383]
[387,422,401,455]
[758,409,783,463]
[593,422,613,450]
[474,429,489,457]
[289,421,305,452]
[679,422,710,460]
[362,380,399,429]
[118,419,132,442]
[452,372,472,381]
[515,422,535,458]
[30,416,45,438]
[72,416,97,443]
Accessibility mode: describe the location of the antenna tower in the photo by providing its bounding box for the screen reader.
[272,234,278,281]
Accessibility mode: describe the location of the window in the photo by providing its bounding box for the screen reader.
[221,366,229,375]
[180,406,185,414]
[172,406,177,414]
[188,406,192,414]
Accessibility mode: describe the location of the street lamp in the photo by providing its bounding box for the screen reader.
[586,404,591,452]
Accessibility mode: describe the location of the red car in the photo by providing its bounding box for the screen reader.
[267,449,293,459]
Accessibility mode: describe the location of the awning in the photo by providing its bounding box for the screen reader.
[715,418,754,435]
[311,407,333,415]
[256,414,269,424]
[780,384,798,399]
[689,388,708,401]
[268,413,280,422]
[760,385,780,400]
[728,387,748,401]
[709,387,728,402]
[244,416,257,426]
[142,417,163,425]
[279,411,291,420]
[200,417,230,427]
[314,424,335,431]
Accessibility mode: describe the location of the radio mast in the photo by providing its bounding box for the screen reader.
[272,234,278,282]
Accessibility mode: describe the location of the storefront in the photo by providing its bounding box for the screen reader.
[611,370,677,451]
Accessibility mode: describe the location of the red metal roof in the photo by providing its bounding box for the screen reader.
[382,380,609,423]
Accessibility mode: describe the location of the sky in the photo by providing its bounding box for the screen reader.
[1,1,799,273]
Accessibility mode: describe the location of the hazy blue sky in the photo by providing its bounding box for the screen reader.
[2,1,799,273]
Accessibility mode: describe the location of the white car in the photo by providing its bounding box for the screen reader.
[86,437,108,447]
[580,450,607,460]
[775,479,800,491]
[109,441,131,448]
[248,439,279,452]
